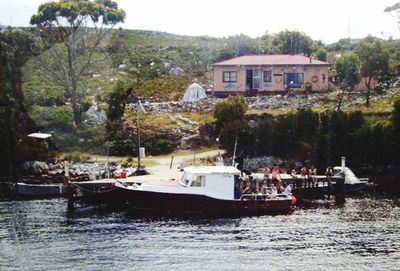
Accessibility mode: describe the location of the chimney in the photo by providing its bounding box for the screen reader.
[341,156,346,170]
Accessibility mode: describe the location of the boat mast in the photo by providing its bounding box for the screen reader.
[232,133,238,167]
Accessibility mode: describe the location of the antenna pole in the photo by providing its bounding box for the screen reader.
[232,133,238,167]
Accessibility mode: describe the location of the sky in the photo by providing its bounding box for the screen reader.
[0,0,399,44]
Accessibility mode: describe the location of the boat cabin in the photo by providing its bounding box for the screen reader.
[179,166,241,200]
[333,166,365,184]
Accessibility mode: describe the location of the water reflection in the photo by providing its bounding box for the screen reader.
[0,197,399,271]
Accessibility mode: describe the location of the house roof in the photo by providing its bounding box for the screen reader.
[213,54,329,66]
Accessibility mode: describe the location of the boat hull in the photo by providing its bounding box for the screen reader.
[15,183,66,198]
[72,182,125,206]
[116,188,293,217]
[318,182,367,194]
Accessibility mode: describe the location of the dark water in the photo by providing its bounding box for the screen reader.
[1,197,399,271]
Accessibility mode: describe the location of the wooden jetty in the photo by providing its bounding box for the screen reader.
[237,173,348,203]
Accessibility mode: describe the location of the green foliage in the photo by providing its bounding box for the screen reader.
[107,78,129,121]
[272,30,314,56]
[269,108,320,159]
[30,0,125,124]
[224,34,259,56]
[391,91,400,133]
[213,96,249,152]
[108,126,178,156]
[0,29,47,175]
[213,108,400,170]
[326,38,357,52]
[314,48,327,61]
[71,151,82,162]
[355,36,390,106]
[138,76,190,101]
[30,0,126,26]
[9,18,400,166]
[30,105,73,128]
[218,119,249,153]
[334,52,360,89]
[384,2,400,12]
[355,36,390,89]
[214,96,248,132]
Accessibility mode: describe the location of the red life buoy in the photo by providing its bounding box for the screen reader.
[291,195,297,206]
[311,75,318,83]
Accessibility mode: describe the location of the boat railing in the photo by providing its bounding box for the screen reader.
[239,193,289,201]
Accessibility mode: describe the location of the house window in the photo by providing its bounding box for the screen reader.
[263,70,272,82]
[191,176,206,187]
[223,71,237,82]
[253,69,261,89]
[283,73,304,88]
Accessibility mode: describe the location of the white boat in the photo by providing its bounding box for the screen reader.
[332,166,368,193]
[14,182,67,197]
[113,165,296,217]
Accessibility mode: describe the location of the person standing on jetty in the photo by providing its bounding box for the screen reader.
[271,164,281,185]
[300,166,308,187]
[215,152,224,166]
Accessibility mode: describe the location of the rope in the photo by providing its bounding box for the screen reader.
[71,182,118,194]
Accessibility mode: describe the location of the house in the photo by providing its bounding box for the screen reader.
[212,54,330,97]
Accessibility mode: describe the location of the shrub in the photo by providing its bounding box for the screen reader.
[71,151,81,162]
[30,105,73,128]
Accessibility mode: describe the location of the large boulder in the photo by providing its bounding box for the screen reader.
[182,83,207,102]
[32,161,49,175]
[169,67,184,76]
[86,105,107,123]
[21,161,50,175]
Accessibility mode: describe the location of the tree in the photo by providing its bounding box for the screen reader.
[272,30,314,56]
[30,0,126,124]
[214,95,248,133]
[106,78,130,121]
[384,2,400,31]
[334,52,360,88]
[392,92,400,133]
[334,52,360,110]
[355,36,389,106]
[213,96,248,152]
[0,29,45,176]
[314,48,327,61]
[225,34,258,56]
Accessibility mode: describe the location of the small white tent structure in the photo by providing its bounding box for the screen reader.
[182,83,207,102]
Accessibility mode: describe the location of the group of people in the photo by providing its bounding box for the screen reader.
[297,166,318,188]
[234,177,292,199]
[215,152,331,197]
[234,164,292,199]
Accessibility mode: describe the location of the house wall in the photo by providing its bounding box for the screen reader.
[212,65,246,96]
[212,64,329,96]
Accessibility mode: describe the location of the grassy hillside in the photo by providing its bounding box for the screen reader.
[16,27,400,156]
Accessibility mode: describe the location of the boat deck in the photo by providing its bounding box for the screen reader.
[72,168,183,185]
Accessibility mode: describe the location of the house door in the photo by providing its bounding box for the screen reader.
[246,69,260,96]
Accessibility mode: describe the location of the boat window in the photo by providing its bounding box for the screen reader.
[191,175,205,187]
[180,173,193,186]
[333,169,341,176]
